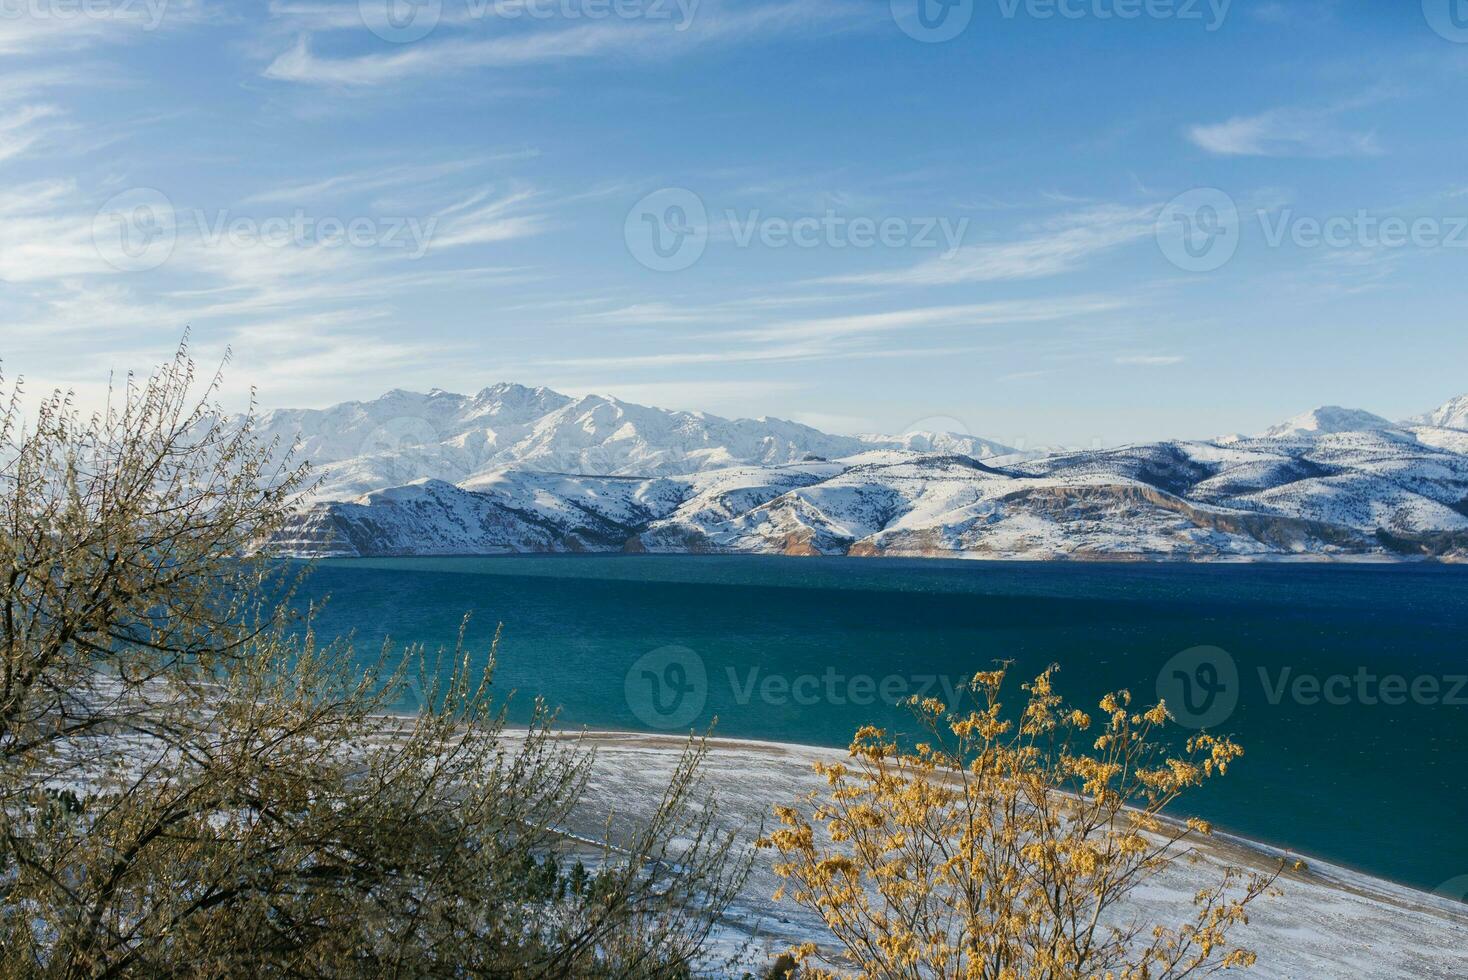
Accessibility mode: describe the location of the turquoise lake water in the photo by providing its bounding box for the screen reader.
[294,555,1468,894]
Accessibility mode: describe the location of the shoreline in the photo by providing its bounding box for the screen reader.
[533,726,1468,917]
[282,548,1466,564]
[535,725,1468,977]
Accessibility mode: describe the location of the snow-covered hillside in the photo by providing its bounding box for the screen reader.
[1259,405,1392,439]
[265,390,1468,562]
[1415,393,1468,431]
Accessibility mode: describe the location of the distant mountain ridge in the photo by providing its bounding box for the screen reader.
[256,383,1015,501]
[265,388,1468,563]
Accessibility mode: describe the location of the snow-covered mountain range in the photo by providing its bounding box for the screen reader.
[266,387,1468,562]
[258,384,1014,501]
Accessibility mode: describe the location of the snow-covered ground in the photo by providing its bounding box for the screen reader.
[551,731,1468,979]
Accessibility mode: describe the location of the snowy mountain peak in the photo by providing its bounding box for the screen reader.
[1260,406,1393,439]
[473,381,567,407]
[1414,393,1468,431]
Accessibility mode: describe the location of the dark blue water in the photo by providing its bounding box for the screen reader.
[293,555,1468,893]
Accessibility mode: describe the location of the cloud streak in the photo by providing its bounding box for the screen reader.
[1187,106,1380,158]
[819,205,1159,287]
[1114,354,1185,366]
[241,157,534,205]
[734,295,1127,343]
[517,294,1129,375]
[0,105,59,164]
[263,0,873,86]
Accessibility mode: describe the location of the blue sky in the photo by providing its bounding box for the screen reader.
[2,0,1466,447]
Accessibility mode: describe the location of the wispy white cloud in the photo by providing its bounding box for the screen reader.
[563,289,885,326]
[13,310,462,413]
[820,205,1158,287]
[264,0,383,33]
[0,171,547,406]
[0,174,546,286]
[219,318,458,404]
[241,157,531,205]
[262,0,873,86]
[0,178,76,215]
[1114,354,1185,366]
[0,70,184,171]
[0,105,59,164]
[0,182,121,282]
[735,295,1126,343]
[1187,106,1379,158]
[578,302,739,325]
[515,295,1126,376]
[421,186,547,250]
[531,339,1021,373]
[0,68,72,105]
